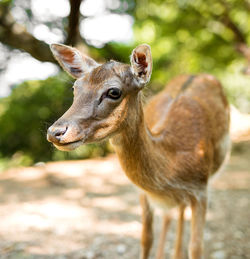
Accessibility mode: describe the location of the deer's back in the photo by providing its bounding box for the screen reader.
[145,74,230,177]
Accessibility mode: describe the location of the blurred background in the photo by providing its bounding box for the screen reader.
[0,0,250,167]
[0,1,250,258]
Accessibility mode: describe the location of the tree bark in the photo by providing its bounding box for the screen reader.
[65,0,83,46]
[0,25,55,63]
[0,0,86,63]
[0,4,55,63]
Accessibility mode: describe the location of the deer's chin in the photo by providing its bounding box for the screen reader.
[53,140,83,151]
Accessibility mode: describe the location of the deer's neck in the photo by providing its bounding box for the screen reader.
[111,94,170,193]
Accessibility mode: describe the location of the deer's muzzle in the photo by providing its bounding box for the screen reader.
[47,121,85,151]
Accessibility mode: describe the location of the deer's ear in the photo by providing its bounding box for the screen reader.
[50,44,98,79]
[130,44,152,87]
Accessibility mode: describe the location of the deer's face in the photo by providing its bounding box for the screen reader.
[47,44,152,151]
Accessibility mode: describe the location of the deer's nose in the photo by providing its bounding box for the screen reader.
[47,125,68,143]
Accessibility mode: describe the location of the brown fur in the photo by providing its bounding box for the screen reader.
[48,44,230,259]
[140,193,154,259]
[111,74,229,259]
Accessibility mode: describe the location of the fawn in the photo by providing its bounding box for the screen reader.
[47,43,230,259]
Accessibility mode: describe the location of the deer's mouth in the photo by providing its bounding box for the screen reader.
[53,139,84,151]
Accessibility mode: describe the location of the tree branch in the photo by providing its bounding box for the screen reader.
[217,0,247,44]
[216,0,250,74]
[0,25,55,63]
[0,4,55,63]
[221,13,246,44]
[65,0,83,46]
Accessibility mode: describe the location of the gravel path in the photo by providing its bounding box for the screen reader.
[0,150,249,259]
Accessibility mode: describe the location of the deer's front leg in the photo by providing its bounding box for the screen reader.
[140,193,154,259]
[188,197,207,259]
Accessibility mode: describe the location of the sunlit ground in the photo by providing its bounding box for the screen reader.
[0,151,249,258]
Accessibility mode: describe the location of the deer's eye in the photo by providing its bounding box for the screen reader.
[107,88,122,100]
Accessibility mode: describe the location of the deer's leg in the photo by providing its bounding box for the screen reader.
[140,193,154,259]
[188,197,207,259]
[155,213,172,259]
[172,204,186,259]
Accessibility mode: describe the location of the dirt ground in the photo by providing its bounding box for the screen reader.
[0,149,249,259]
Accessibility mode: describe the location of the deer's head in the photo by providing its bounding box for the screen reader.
[47,44,152,151]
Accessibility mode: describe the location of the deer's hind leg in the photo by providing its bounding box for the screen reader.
[172,204,186,259]
[140,193,154,259]
[189,197,207,259]
[155,213,172,259]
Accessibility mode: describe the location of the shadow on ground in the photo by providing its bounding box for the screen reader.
[0,150,249,259]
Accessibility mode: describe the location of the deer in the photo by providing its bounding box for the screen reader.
[47,43,230,259]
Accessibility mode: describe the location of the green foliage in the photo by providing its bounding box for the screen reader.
[0,74,111,165]
[0,0,12,4]
[99,0,250,109]
[0,0,250,167]
[130,0,249,94]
